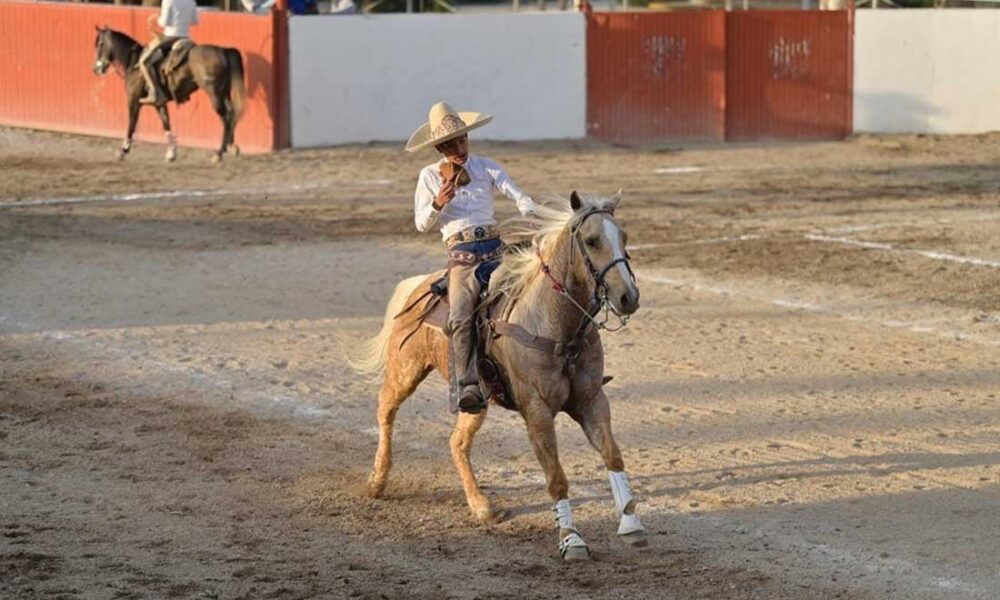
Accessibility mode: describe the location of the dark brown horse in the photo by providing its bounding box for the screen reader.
[92,26,246,163]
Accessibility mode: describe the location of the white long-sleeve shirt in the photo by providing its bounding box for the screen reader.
[159,0,199,38]
[414,155,537,241]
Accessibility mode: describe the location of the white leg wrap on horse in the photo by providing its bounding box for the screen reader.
[609,471,645,536]
[553,499,589,559]
[553,498,575,530]
[609,471,635,515]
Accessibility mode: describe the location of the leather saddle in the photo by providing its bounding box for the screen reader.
[163,39,195,76]
[161,39,198,104]
[397,273,516,413]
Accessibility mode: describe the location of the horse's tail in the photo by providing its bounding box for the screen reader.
[225,48,246,124]
[338,275,428,376]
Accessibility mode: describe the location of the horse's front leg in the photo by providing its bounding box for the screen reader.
[155,105,177,162]
[522,401,590,561]
[118,101,140,160]
[566,389,647,547]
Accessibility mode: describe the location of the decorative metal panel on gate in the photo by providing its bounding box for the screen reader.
[725,11,852,140]
[587,12,726,144]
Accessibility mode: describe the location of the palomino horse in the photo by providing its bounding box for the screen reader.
[91,26,246,163]
[344,193,644,561]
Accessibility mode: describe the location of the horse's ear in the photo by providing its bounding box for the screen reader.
[608,188,623,212]
[570,190,582,211]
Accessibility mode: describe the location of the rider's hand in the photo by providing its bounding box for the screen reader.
[434,180,455,210]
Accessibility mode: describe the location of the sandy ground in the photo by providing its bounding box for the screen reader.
[2,127,999,599]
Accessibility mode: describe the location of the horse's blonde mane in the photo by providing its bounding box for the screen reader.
[489,194,608,303]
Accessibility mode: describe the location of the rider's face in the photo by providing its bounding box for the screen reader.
[435,134,469,165]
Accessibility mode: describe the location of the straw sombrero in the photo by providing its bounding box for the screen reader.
[405,102,493,153]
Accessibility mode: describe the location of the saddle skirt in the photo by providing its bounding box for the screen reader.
[163,39,195,75]
[161,40,198,104]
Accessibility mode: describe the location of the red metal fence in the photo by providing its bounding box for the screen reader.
[726,11,852,140]
[587,12,726,143]
[587,10,853,144]
[0,2,287,153]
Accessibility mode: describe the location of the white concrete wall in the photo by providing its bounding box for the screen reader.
[855,11,1000,134]
[289,14,586,147]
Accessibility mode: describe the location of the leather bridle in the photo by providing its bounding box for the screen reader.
[538,208,636,335]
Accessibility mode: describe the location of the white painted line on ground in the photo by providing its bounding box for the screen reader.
[824,211,1000,235]
[0,180,395,209]
[806,234,1000,269]
[654,166,706,175]
[638,271,1000,347]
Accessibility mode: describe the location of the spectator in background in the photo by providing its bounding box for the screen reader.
[329,0,357,13]
[288,0,319,13]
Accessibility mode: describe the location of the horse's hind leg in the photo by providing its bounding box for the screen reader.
[223,98,238,155]
[566,390,646,547]
[367,356,430,498]
[207,90,228,163]
[449,410,493,522]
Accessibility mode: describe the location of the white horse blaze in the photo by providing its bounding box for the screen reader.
[602,220,637,297]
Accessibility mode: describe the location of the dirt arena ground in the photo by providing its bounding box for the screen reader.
[2,127,999,599]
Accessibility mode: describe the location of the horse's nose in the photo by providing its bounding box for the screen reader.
[619,288,640,315]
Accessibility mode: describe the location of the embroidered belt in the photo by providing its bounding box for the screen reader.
[446,224,500,248]
[448,245,503,267]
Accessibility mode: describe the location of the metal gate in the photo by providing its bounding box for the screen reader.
[587,10,852,144]
[587,12,726,143]
[726,11,852,140]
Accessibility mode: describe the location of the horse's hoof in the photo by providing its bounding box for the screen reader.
[366,476,386,499]
[619,529,648,548]
[559,531,591,562]
[116,150,126,161]
[212,153,222,164]
[472,505,502,524]
[563,545,591,562]
[230,145,241,157]
[165,151,177,163]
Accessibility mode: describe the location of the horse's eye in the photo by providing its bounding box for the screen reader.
[586,237,600,248]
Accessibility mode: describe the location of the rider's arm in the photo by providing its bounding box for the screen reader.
[156,0,173,29]
[485,158,538,217]
[414,167,443,233]
[146,13,162,38]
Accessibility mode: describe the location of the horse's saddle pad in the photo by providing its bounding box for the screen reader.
[164,39,195,75]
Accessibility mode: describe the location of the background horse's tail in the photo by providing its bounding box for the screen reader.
[338,275,427,376]
[225,48,246,124]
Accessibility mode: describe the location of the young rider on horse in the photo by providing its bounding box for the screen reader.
[407,102,538,414]
[140,0,199,105]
